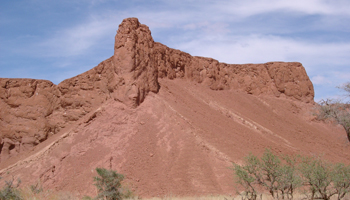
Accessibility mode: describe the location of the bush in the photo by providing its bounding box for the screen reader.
[275,154,301,200]
[259,149,282,198]
[0,176,22,200]
[232,149,350,200]
[30,182,43,194]
[233,149,301,200]
[299,157,334,200]
[233,154,260,200]
[315,99,350,141]
[314,82,350,142]
[331,163,350,200]
[93,168,129,200]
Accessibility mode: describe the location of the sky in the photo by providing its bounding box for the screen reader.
[1,0,350,101]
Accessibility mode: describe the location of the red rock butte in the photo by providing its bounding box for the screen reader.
[0,18,348,197]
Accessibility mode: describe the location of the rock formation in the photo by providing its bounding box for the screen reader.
[0,18,314,163]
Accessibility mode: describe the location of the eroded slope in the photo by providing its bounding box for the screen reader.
[0,79,347,198]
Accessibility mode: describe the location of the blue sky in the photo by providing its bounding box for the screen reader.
[1,0,350,101]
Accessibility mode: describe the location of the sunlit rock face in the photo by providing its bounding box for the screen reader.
[0,17,314,163]
[112,18,159,108]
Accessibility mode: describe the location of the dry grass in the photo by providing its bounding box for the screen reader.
[15,189,350,200]
[19,187,80,200]
[144,195,233,200]
[143,192,350,200]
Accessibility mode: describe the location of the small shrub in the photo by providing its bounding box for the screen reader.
[93,168,125,200]
[0,176,22,200]
[30,182,43,194]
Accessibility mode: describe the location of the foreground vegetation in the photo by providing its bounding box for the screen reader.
[0,168,133,200]
[233,149,350,200]
[1,151,350,200]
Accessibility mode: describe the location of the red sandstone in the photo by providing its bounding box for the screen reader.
[0,18,347,198]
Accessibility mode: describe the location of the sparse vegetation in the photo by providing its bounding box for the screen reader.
[30,182,43,194]
[0,168,133,200]
[233,154,260,200]
[0,155,347,200]
[232,149,350,200]
[80,167,134,200]
[299,156,335,200]
[332,163,350,200]
[93,167,125,200]
[0,176,22,200]
[314,82,350,141]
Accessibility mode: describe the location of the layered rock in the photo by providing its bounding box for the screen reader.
[0,17,314,163]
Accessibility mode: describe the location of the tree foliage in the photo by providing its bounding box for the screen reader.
[332,163,350,200]
[233,149,301,200]
[233,149,350,200]
[314,82,350,141]
[233,154,260,200]
[299,157,334,200]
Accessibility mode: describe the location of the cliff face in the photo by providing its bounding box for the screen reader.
[0,18,314,163]
[154,42,313,102]
[0,79,59,161]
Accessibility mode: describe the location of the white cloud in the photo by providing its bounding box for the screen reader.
[26,0,350,59]
[312,75,331,85]
[214,0,350,17]
[39,16,120,57]
[332,72,350,81]
[173,34,350,67]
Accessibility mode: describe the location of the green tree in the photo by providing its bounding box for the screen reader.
[332,163,350,200]
[233,150,350,200]
[233,153,261,200]
[259,149,281,198]
[275,155,302,200]
[299,157,336,200]
[233,149,302,200]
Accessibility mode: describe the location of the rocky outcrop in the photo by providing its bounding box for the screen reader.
[0,17,314,163]
[0,79,59,161]
[112,18,159,107]
[153,42,314,102]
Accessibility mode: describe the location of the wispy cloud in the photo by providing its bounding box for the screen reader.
[38,16,119,57]
[1,0,350,100]
[173,34,350,67]
[213,0,350,17]
[312,75,332,86]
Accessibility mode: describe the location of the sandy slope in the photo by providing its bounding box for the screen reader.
[0,78,348,198]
